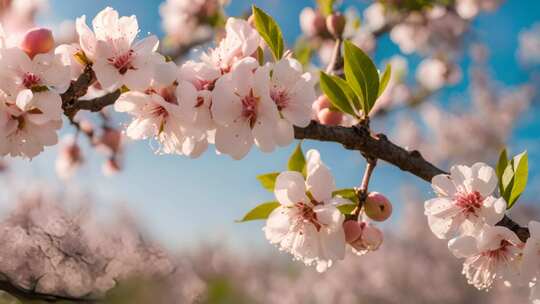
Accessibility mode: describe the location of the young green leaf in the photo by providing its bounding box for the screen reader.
[256,46,265,65]
[256,172,280,192]
[320,71,356,116]
[343,40,380,116]
[378,63,392,97]
[508,151,528,208]
[252,6,284,60]
[288,142,306,174]
[496,148,509,195]
[332,188,359,204]
[237,201,280,222]
[337,204,357,215]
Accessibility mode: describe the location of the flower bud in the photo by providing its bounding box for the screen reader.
[326,13,346,38]
[343,220,363,243]
[317,108,343,126]
[364,192,393,222]
[312,95,331,113]
[20,28,55,59]
[344,220,384,254]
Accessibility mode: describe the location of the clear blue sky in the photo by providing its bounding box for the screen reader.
[17,0,539,252]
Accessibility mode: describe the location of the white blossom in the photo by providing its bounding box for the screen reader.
[211,57,279,159]
[264,149,348,272]
[448,225,523,290]
[424,163,506,239]
[76,7,161,91]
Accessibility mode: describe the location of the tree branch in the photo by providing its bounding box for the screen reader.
[294,121,530,241]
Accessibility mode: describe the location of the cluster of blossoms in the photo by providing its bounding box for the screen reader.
[263,149,391,272]
[81,8,316,160]
[0,27,70,158]
[424,163,540,302]
[0,6,319,162]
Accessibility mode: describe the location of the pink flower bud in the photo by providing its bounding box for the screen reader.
[343,220,363,243]
[20,28,55,59]
[357,224,383,251]
[344,221,384,254]
[312,95,331,113]
[326,13,346,38]
[317,108,343,126]
[364,192,393,222]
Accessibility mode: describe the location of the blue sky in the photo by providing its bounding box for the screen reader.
[14,0,539,252]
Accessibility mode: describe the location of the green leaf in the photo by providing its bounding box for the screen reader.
[337,204,357,215]
[501,164,515,200]
[237,201,280,222]
[319,71,356,116]
[332,188,359,204]
[378,63,392,97]
[293,39,313,66]
[256,172,280,192]
[256,46,265,65]
[496,148,509,195]
[288,142,306,174]
[508,151,528,208]
[343,40,380,116]
[317,0,335,16]
[252,6,285,60]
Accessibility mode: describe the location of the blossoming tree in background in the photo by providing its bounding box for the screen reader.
[0,0,539,303]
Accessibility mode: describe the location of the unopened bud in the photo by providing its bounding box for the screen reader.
[326,13,346,38]
[20,28,54,59]
[364,192,393,222]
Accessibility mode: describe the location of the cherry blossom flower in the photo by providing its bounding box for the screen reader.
[520,221,540,303]
[114,61,198,155]
[518,23,540,65]
[363,2,386,32]
[211,57,280,159]
[416,57,447,91]
[0,90,62,158]
[448,225,523,290]
[268,58,315,147]
[201,17,260,74]
[264,149,348,272]
[0,47,70,105]
[76,7,161,91]
[424,163,506,239]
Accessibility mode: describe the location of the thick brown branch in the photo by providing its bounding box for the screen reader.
[294,122,444,182]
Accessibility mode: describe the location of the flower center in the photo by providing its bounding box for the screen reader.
[108,50,135,75]
[270,88,290,111]
[23,73,41,88]
[195,79,215,91]
[295,202,322,231]
[241,90,259,128]
[159,87,178,105]
[482,240,512,262]
[455,191,483,216]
